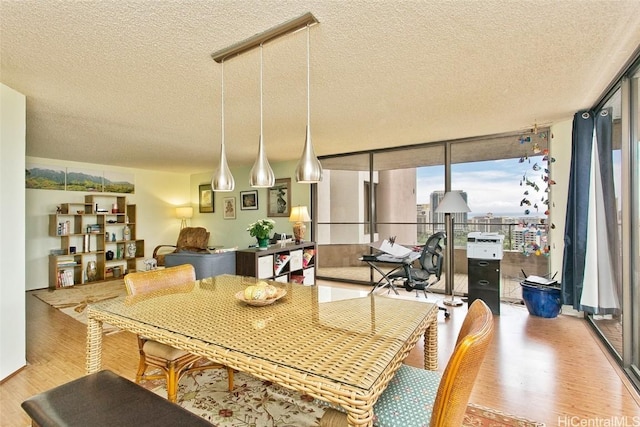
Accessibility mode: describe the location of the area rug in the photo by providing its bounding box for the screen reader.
[31,279,126,334]
[142,366,543,427]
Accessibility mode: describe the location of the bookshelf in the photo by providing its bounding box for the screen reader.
[48,195,144,288]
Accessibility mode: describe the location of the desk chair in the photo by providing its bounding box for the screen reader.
[124,264,234,402]
[320,299,494,427]
[388,232,449,317]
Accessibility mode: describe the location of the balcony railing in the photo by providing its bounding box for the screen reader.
[315,220,550,301]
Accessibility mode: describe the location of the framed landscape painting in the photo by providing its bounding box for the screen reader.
[103,171,134,193]
[66,168,103,192]
[25,163,66,190]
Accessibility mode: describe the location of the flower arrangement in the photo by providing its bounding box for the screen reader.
[247,218,275,240]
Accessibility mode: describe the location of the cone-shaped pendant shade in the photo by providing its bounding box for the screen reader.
[249,134,275,188]
[296,25,322,184]
[296,126,323,183]
[211,142,235,191]
[211,59,235,192]
[250,44,275,188]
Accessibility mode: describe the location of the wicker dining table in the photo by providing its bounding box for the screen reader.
[86,274,438,427]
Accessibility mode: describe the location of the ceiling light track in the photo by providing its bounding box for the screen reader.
[211,12,322,189]
[211,12,318,63]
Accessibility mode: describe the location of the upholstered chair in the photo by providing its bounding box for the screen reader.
[152,227,210,267]
[123,264,234,402]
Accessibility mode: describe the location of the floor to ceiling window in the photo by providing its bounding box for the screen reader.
[450,133,551,300]
[632,70,640,387]
[315,132,551,301]
[315,146,445,286]
[584,59,640,391]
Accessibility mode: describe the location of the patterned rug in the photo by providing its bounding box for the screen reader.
[31,279,126,334]
[141,366,543,427]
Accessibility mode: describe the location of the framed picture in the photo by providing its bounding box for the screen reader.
[240,190,258,210]
[199,184,214,213]
[223,197,236,219]
[268,178,291,217]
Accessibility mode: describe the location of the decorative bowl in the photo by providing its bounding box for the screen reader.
[235,288,287,306]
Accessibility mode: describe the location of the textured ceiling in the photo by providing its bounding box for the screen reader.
[2,1,640,174]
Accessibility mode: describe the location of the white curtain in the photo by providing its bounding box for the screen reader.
[580,114,620,314]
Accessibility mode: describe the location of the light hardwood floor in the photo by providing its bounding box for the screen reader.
[1,280,639,426]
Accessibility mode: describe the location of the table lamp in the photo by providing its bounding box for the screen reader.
[176,206,193,230]
[289,206,311,244]
[434,191,470,307]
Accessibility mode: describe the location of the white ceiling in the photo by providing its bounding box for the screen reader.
[2,1,640,174]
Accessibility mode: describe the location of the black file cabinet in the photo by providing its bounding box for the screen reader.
[468,258,501,315]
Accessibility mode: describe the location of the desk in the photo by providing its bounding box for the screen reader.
[86,274,437,427]
[360,251,421,295]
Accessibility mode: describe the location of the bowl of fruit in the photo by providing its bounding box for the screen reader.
[236,281,286,306]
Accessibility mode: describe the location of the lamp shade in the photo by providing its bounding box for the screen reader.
[176,206,193,219]
[250,45,275,189]
[295,25,322,184]
[435,191,470,214]
[249,135,275,188]
[295,126,323,183]
[211,60,235,192]
[289,206,311,223]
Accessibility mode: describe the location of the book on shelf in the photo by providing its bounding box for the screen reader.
[57,221,71,236]
[302,249,315,268]
[57,269,75,287]
[57,257,78,268]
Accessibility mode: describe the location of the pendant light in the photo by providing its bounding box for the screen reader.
[295,24,323,184]
[249,44,275,188]
[211,60,235,192]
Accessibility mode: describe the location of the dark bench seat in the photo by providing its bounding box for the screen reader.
[21,370,212,427]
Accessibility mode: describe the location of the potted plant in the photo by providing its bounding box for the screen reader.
[247,218,275,249]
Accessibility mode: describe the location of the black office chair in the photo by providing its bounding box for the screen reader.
[389,232,449,317]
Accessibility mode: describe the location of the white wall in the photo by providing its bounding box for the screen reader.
[1,84,27,380]
[549,118,573,278]
[26,157,191,290]
[189,160,312,249]
[377,168,418,244]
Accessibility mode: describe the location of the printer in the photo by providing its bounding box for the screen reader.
[467,232,505,260]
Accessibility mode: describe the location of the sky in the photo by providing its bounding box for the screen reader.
[416,156,551,218]
[417,151,622,218]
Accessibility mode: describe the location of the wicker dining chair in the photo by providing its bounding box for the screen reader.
[123,264,234,402]
[320,299,494,427]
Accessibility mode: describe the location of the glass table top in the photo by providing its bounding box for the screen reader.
[90,275,435,390]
